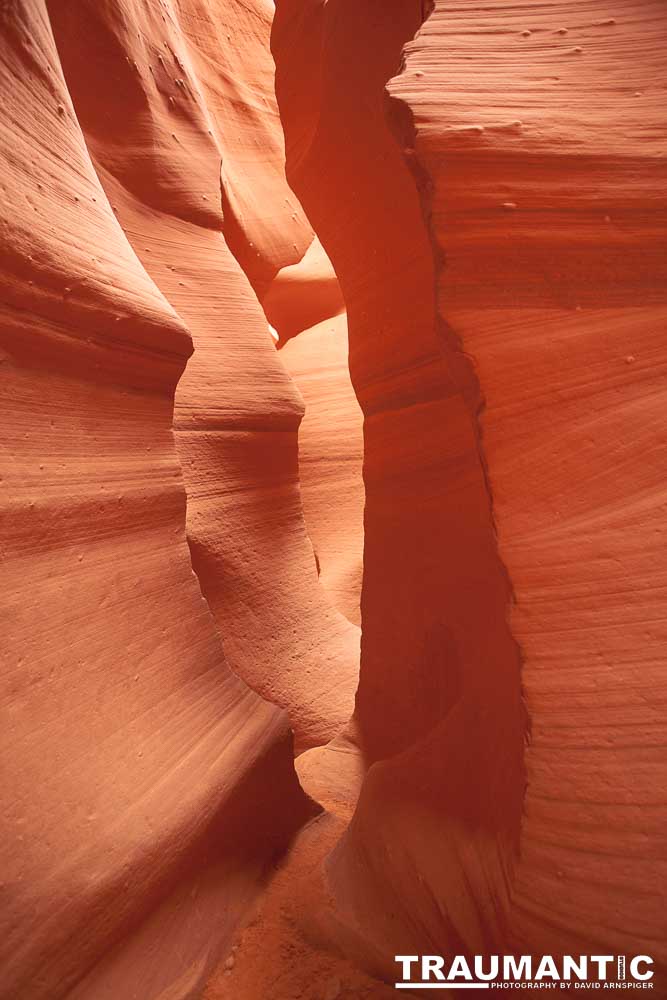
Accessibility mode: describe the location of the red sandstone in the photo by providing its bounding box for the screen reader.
[1,2,666,998]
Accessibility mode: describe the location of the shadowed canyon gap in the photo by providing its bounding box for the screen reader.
[1,2,666,999]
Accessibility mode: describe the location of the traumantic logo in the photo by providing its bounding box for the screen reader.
[394,955,654,990]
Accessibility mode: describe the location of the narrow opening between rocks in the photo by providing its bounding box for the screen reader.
[262,238,365,629]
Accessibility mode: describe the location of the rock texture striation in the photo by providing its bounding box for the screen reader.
[3,0,666,997]
[0,1,329,997]
[271,237,364,624]
[274,0,667,982]
[48,0,359,755]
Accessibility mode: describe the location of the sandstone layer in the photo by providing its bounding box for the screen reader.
[272,237,364,625]
[47,0,359,754]
[273,0,667,983]
[0,2,318,998]
[3,1,666,998]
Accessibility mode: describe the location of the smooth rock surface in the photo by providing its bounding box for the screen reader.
[273,0,667,981]
[0,3,313,998]
[49,0,360,753]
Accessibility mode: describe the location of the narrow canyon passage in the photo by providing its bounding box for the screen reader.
[46,0,361,757]
[1,2,666,999]
[267,237,364,627]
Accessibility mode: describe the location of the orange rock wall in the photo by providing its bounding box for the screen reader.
[266,234,364,625]
[0,1,325,997]
[281,310,364,625]
[274,0,667,980]
[390,0,667,967]
[48,0,359,753]
[4,0,666,996]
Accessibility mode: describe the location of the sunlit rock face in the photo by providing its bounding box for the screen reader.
[0,2,320,998]
[267,236,364,626]
[2,1,666,998]
[48,0,359,756]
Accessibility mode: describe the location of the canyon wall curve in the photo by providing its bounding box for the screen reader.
[2,1,666,997]
[272,0,527,972]
[46,0,360,756]
[0,2,317,997]
[273,0,667,983]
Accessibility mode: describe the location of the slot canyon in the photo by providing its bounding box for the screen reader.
[1,1,666,998]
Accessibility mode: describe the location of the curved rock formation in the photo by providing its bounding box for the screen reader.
[48,0,359,753]
[267,236,364,624]
[0,3,313,998]
[386,0,667,968]
[3,0,666,997]
[280,309,364,626]
[274,0,667,982]
[263,236,345,346]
